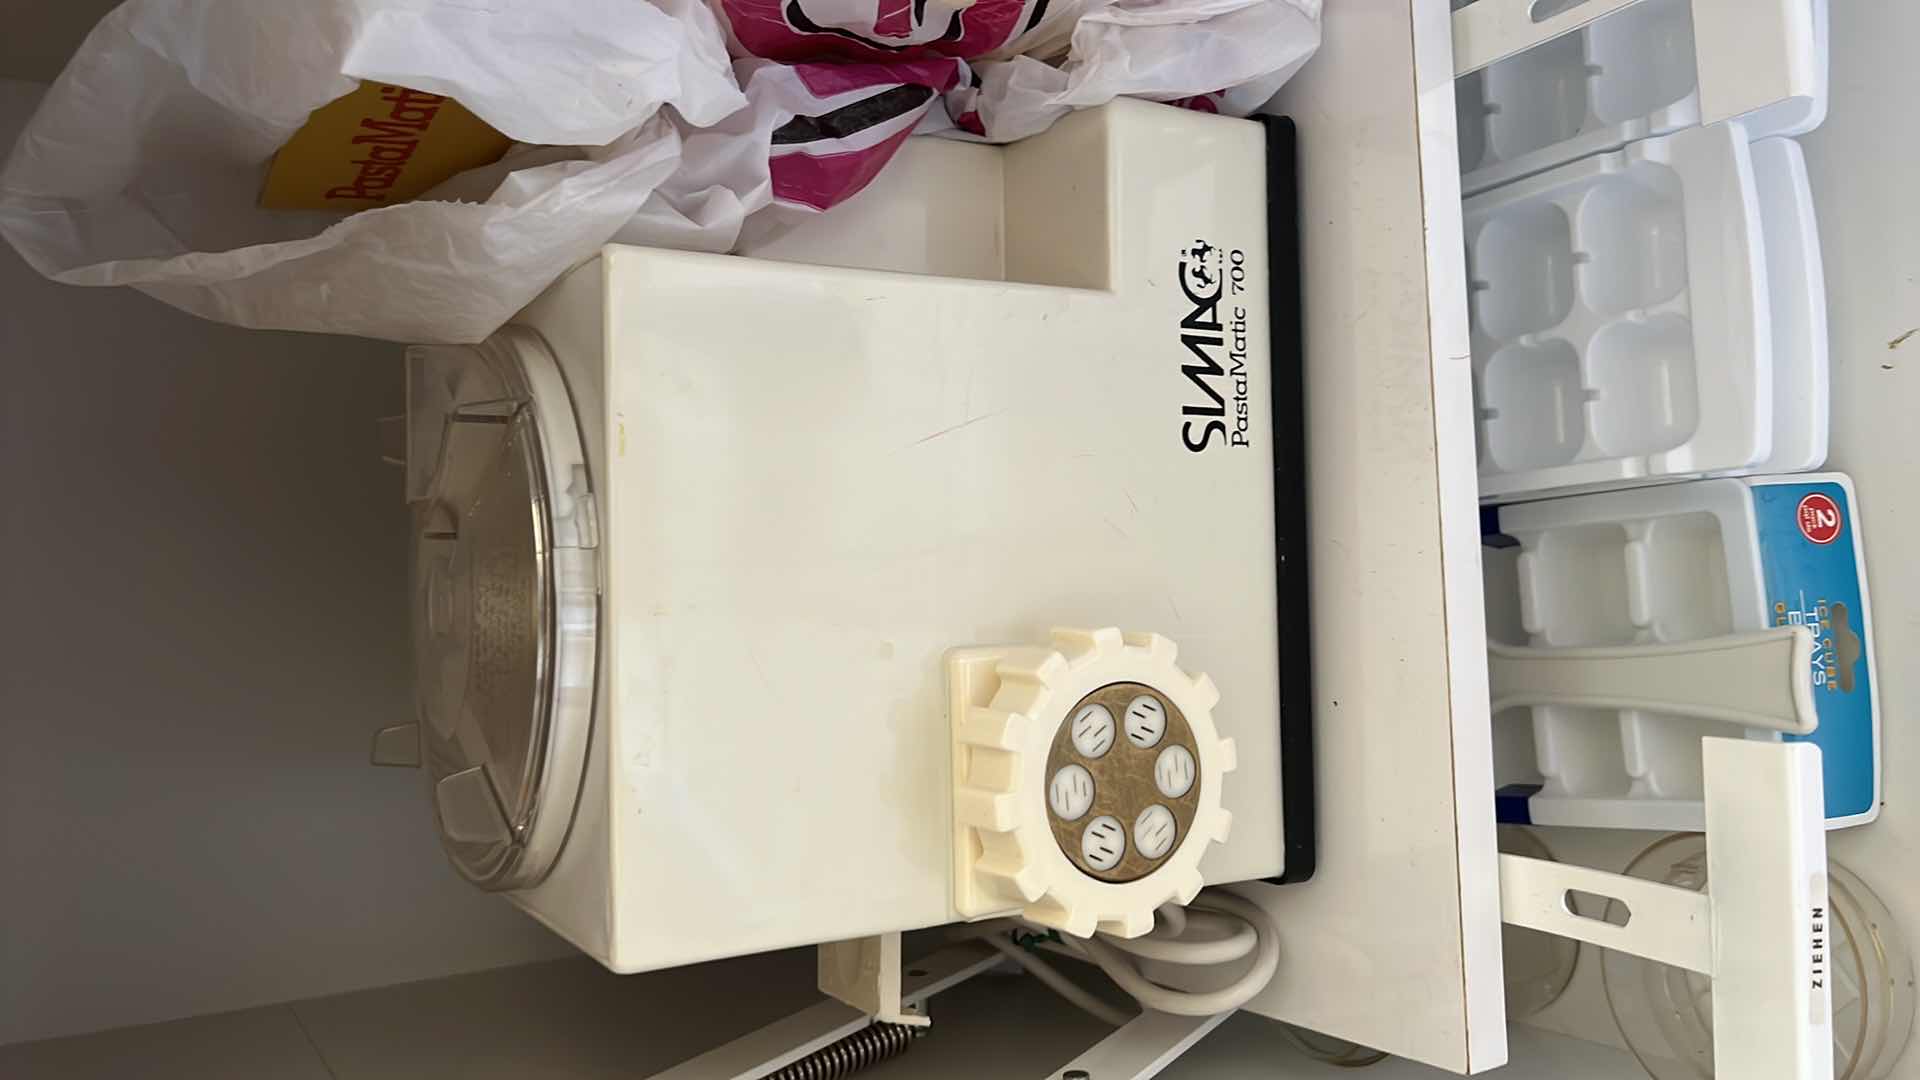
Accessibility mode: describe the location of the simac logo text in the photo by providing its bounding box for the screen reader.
[1176,239,1253,453]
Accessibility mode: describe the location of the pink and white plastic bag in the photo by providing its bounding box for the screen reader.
[0,0,1317,342]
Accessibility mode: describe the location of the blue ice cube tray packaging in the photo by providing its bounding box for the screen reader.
[1484,473,1877,831]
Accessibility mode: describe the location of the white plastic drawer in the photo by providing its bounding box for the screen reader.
[1227,1,1859,1077]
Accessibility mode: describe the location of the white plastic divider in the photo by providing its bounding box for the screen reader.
[1743,136,1828,475]
[1499,738,1832,1079]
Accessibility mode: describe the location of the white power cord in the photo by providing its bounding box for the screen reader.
[1155,901,1188,938]
[1088,909,1258,966]
[1071,891,1282,1016]
[975,933,1135,1026]
[951,888,1281,1022]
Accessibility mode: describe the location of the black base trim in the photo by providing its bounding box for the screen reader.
[1257,115,1316,886]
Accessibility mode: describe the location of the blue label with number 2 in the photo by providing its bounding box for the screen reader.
[1751,479,1877,823]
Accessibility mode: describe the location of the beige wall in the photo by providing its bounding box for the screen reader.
[0,80,571,1045]
[0,0,118,84]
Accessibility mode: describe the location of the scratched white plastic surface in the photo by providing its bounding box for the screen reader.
[501,100,1292,976]
[1231,0,1508,1073]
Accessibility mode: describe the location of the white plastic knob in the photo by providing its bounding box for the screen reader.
[1134,805,1177,859]
[1049,765,1096,821]
[1155,745,1197,798]
[1070,704,1117,758]
[1082,816,1127,871]
[1123,694,1168,747]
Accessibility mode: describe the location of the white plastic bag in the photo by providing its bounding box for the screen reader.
[618,0,1320,248]
[1,0,1317,343]
[0,0,744,343]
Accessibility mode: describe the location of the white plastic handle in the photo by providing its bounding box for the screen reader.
[1497,739,1832,1080]
[1499,854,1714,973]
[1692,0,1821,127]
[1707,739,1832,1079]
[1487,627,1817,733]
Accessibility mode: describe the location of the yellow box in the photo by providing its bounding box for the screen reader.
[261,81,512,211]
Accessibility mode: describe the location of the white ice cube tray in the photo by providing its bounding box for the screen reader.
[1465,123,1825,501]
[1484,474,1879,833]
[1468,121,1763,497]
[1455,0,1828,196]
